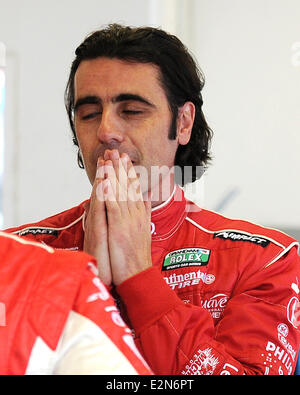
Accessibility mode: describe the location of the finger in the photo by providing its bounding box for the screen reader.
[89,178,106,231]
[95,179,105,203]
[103,178,122,223]
[126,161,144,203]
[95,159,106,203]
[82,158,113,286]
[104,159,128,203]
[103,160,117,195]
[84,179,112,285]
[96,158,105,180]
[144,200,152,220]
[110,150,129,199]
[128,178,143,203]
[103,149,111,161]
[86,159,107,236]
[143,190,152,220]
[102,178,115,202]
[120,152,129,174]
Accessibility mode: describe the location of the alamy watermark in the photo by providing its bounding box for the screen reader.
[96,164,206,206]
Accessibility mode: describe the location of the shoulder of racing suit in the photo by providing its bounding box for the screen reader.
[0,231,152,375]
[4,200,87,250]
[184,203,299,269]
[0,230,88,373]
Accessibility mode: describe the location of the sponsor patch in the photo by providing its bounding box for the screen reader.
[262,341,293,375]
[162,248,211,271]
[164,270,215,290]
[277,323,296,361]
[201,293,229,319]
[181,347,220,375]
[18,228,59,237]
[287,296,300,329]
[213,231,270,248]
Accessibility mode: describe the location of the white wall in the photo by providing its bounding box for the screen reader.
[191,0,300,230]
[0,0,155,227]
[0,0,299,234]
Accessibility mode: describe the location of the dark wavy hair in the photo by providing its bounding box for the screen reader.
[65,24,213,185]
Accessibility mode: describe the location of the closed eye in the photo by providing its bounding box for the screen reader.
[123,110,143,115]
[81,112,102,120]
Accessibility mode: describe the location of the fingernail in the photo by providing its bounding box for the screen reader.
[104,150,111,160]
[105,160,113,167]
[96,160,105,179]
[111,150,120,160]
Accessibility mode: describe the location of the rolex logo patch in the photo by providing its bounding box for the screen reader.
[163,248,211,271]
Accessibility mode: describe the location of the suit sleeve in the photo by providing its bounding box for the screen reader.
[117,246,300,375]
[26,263,152,375]
[55,264,152,375]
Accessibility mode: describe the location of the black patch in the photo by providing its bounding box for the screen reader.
[18,228,59,237]
[214,231,270,248]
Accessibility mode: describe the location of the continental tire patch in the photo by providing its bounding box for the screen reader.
[162,248,211,271]
[213,231,270,248]
[18,228,59,237]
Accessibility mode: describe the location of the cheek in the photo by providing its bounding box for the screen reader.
[76,130,95,158]
[75,135,96,180]
[85,160,98,186]
[137,119,173,158]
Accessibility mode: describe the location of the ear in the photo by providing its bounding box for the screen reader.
[176,102,195,146]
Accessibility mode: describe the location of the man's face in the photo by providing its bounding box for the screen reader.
[73,57,180,197]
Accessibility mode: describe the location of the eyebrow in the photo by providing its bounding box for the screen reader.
[74,96,100,112]
[113,93,155,108]
[74,93,155,112]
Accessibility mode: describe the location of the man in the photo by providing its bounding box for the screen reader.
[0,230,151,375]
[6,24,300,375]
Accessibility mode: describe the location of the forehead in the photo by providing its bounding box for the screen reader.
[74,57,167,102]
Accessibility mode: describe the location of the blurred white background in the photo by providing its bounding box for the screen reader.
[0,0,299,240]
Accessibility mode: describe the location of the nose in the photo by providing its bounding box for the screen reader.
[97,108,124,145]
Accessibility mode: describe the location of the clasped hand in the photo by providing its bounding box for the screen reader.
[83,149,152,286]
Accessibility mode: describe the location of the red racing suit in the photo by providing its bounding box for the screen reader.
[0,231,151,375]
[6,186,300,375]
